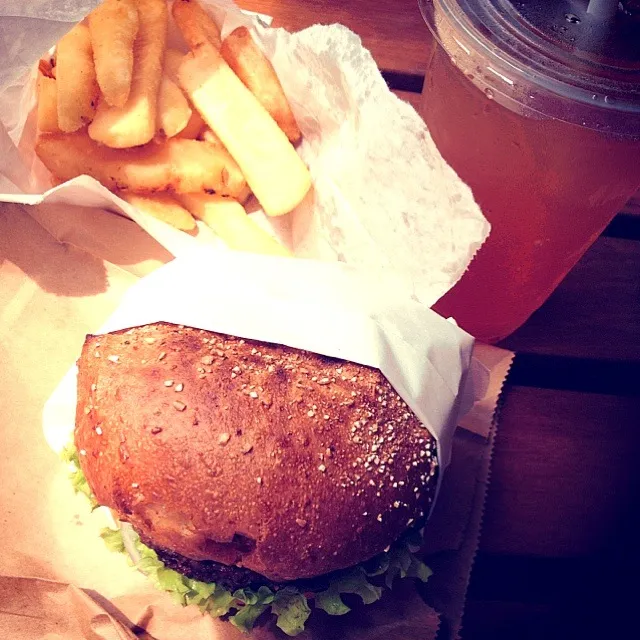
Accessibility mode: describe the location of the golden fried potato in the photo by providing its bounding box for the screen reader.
[120,192,196,231]
[199,126,223,146]
[88,0,167,148]
[36,132,248,196]
[157,75,192,138]
[56,24,99,132]
[199,128,252,202]
[172,0,222,50]
[37,75,60,133]
[178,46,311,216]
[88,0,139,107]
[163,48,185,82]
[178,193,292,257]
[38,58,55,79]
[176,109,206,139]
[221,27,301,143]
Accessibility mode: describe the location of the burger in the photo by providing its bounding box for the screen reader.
[67,321,439,635]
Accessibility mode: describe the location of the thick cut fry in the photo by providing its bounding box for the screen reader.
[157,75,192,138]
[88,0,167,148]
[178,193,292,257]
[56,24,99,132]
[178,46,311,217]
[121,192,196,230]
[38,58,55,79]
[37,76,60,133]
[176,109,206,139]
[164,48,186,82]
[199,128,252,202]
[88,0,139,108]
[235,183,253,204]
[199,127,220,145]
[172,0,222,51]
[36,132,248,196]
[221,27,301,143]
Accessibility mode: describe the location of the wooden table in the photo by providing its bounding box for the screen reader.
[237,1,640,637]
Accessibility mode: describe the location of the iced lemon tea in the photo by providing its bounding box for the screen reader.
[420,0,640,342]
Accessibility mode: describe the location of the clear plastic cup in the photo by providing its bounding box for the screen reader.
[419,0,640,343]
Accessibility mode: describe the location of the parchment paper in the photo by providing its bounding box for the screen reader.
[0,0,489,309]
[44,250,482,483]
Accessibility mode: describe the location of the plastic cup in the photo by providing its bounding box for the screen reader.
[419,0,640,343]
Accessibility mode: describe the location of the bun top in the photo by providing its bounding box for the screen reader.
[75,322,438,581]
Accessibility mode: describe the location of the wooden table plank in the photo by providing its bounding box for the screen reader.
[621,192,640,216]
[463,601,553,640]
[501,236,640,362]
[238,0,430,75]
[481,386,640,557]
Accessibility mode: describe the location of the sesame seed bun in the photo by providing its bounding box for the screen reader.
[74,322,438,582]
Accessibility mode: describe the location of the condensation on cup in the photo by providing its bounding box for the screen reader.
[419,0,640,343]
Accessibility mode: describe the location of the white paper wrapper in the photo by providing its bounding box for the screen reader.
[0,0,489,308]
[44,250,485,497]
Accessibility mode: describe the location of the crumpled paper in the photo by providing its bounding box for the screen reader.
[44,250,484,491]
[0,0,489,308]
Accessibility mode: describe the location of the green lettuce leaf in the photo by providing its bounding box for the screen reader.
[233,585,275,606]
[64,442,433,636]
[272,587,312,636]
[62,443,99,509]
[230,585,277,631]
[314,567,383,616]
[314,589,351,616]
[183,579,217,607]
[201,588,235,617]
[100,527,126,554]
[407,556,433,583]
[230,603,269,631]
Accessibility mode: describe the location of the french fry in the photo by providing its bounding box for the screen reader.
[221,27,301,143]
[56,24,99,132]
[37,76,60,133]
[38,58,55,79]
[164,48,186,82]
[178,193,292,257]
[172,0,221,51]
[176,109,206,139]
[163,48,204,139]
[88,0,167,148]
[157,75,192,138]
[199,126,224,147]
[35,132,248,196]
[178,46,311,217]
[235,184,253,205]
[88,0,139,108]
[120,192,196,231]
[200,128,252,202]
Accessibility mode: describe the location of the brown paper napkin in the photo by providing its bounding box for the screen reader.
[0,576,136,640]
[0,203,513,639]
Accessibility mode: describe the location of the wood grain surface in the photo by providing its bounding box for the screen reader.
[501,237,640,361]
[482,386,640,557]
[240,0,430,74]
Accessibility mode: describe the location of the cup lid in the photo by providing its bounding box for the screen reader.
[420,0,640,134]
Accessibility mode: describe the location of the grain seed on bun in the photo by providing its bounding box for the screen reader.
[73,322,438,633]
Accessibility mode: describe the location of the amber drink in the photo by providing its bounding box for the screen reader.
[419,0,640,342]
